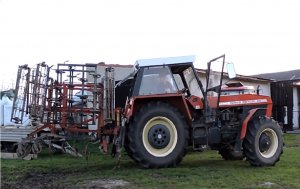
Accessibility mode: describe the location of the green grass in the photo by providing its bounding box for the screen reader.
[1,134,300,189]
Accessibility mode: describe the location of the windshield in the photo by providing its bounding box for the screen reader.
[138,66,178,95]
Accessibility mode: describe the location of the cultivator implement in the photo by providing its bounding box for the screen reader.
[4,62,124,159]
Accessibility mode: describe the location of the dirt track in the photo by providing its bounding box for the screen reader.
[1,170,130,189]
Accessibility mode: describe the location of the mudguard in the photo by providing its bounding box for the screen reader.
[240,108,267,139]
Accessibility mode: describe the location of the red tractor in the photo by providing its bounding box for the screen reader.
[119,54,283,168]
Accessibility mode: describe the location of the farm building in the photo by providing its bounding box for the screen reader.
[254,70,300,131]
[195,69,272,96]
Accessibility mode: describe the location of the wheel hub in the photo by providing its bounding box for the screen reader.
[259,133,271,152]
[148,124,170,149]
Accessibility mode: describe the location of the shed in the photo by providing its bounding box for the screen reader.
[254,69,300,131]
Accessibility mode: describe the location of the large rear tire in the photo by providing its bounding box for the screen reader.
[127,101,189,168]
[243,117,283,166]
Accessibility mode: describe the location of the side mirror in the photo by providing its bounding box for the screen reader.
[227,63,236,79]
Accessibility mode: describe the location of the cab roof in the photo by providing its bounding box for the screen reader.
[135,55,196,68]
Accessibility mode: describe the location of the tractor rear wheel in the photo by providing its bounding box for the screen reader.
[124,128,135,160]
[127,101,189,168]
[243,117,283,166]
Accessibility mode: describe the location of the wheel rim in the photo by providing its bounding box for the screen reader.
[148,124,171,149]
[258,128,278,158]
[142,116,177,157]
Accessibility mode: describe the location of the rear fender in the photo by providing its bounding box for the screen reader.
[240,108,267,139]
[126,94,192,126]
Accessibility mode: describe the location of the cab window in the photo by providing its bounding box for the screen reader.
[138,67,178,95]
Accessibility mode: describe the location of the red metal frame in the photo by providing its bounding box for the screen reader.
[240,108,260,139]
[125,93,193,125]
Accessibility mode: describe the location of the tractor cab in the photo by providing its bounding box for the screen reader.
[123,55,236,123]
[123,56,207,121]
[131,55,201,96]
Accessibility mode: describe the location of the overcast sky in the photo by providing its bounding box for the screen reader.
[0,0,299,89]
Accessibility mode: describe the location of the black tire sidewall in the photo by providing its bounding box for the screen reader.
[253,121,283,165]
[129,102,187,167]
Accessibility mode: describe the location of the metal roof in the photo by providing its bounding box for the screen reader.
[253,69,300,82]
[195,68,273,83]
[135,55,196,67]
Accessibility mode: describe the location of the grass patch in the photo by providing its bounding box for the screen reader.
[1,134,300,189]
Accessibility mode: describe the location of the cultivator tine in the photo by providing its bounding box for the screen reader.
[62,142,83,157]
[112,116,126,169]
[11,62,50,125]
[84,143,89,162]
[11,64,31,124]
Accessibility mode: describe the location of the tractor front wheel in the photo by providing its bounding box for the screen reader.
[243,117,283,166]
[127,101,189,168]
